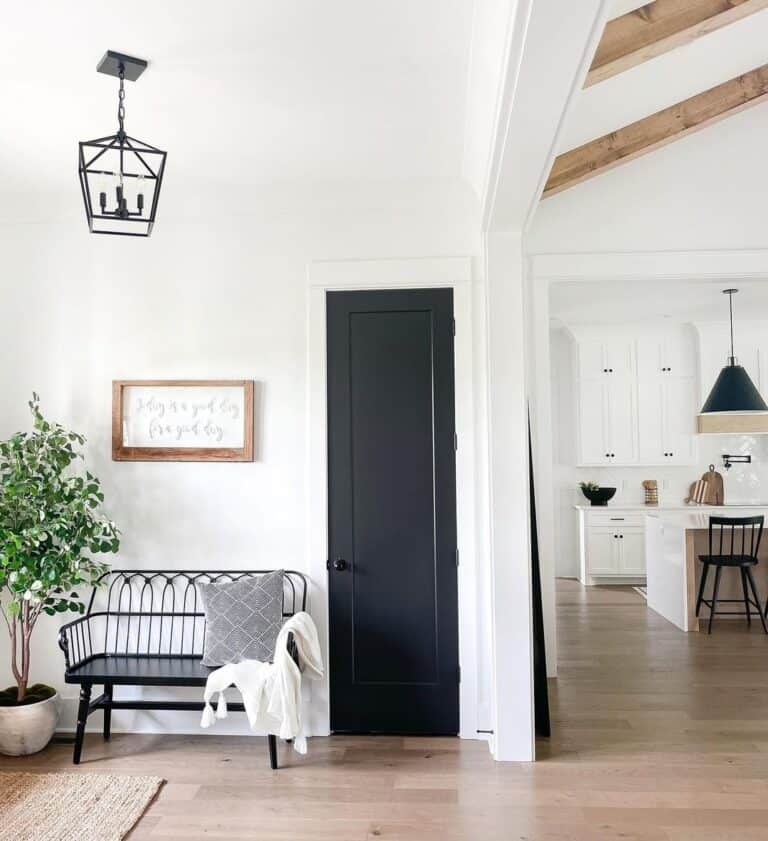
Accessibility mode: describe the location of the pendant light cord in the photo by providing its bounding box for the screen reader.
[729,290,735,362]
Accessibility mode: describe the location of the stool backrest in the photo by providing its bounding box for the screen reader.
[708,516,764,560]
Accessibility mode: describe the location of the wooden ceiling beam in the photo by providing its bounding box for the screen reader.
[544,63,768,197]
[586,0,768,87]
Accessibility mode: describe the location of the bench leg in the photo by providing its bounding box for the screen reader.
[103,683,113,741]
[73,683,92,764]
[268,734,278,770]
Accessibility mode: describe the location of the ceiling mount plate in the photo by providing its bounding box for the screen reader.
[96,50,148,82]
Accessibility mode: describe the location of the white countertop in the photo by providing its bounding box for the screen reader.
[574,503,768,512]
[645,508,768,530]
[574,503,700,512]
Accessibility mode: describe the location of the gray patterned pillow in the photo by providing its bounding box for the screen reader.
[199,571,284,667]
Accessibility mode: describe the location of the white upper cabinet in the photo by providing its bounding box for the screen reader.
[606,378,637,463]
[636,329,696,379]
[577,379,610,464]
[577,339,608,380]
[576,361,638,466]
[577,338,635,380]
[572,325,697,467]
[638,377,696,465]
[604,340,635,378]
[663,380,697,464]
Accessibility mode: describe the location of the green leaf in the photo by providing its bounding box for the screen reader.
[0,393,119,676]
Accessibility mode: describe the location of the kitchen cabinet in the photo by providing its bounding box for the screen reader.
[572,326,696,467]
[637,333,696,379]
[577,372,638,465]
[637,377,696,465]
[577,338,635,379]
[577,379,610,464]
[578,510,647,584]
[586,528,619,575]
[607,378,638,463]
[618,529,645,575]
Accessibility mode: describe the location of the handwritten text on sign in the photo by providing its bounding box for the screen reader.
[122,386,246,448]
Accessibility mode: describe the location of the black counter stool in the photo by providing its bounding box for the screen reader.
[696,515,767,635]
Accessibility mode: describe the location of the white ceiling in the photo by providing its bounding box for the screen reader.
[559,6,768,152]
[1,1,476,200]
[550,279,768,326]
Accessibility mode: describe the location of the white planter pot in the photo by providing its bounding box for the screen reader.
[0,692,59,756]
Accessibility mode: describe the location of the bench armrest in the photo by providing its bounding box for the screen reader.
[58,615,100,672]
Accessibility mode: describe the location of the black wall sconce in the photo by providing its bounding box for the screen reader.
[78,51,167,236]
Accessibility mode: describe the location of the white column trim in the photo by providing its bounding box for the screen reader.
[484,231,535,761]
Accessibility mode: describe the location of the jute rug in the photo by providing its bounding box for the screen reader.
[0,771,163,841]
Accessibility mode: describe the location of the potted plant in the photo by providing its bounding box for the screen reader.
[579,481,617,507]
[0,395,119,755]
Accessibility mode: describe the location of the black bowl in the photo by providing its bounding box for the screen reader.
[580,486,617,507]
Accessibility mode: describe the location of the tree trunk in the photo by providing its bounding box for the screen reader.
[17,606,30,704]
[9,616,24,702]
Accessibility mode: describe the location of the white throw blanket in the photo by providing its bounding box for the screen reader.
[200,611,323,754]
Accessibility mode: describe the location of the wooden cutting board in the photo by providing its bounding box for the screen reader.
[701,464,724,505]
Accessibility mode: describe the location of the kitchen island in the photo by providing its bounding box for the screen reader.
[645,507,768,631]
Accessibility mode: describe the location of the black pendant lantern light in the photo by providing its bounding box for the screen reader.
[78,51,167,236]
[700,289,768,414]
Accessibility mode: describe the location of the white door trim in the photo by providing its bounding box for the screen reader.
[305,256,485,740]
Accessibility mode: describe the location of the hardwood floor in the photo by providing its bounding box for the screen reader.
[3,579,768,839]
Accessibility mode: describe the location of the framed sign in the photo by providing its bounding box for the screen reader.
[112,380,254,462]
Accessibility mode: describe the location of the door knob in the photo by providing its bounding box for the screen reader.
[333,557,348,571]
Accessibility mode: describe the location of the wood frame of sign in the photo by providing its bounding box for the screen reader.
[112,379,254,462]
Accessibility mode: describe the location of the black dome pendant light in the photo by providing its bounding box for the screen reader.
[700,288,768,414]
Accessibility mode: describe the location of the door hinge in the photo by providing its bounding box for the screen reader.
[455,548,460,568]
[453,318,456,336]
[457,665,462,684]
[454,432,458,451]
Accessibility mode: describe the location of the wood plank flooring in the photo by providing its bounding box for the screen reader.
[3,579,768,839]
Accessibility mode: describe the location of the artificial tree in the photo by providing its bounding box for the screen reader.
[0,395,119,703]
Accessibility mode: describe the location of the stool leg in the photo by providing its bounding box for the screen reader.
[740,569,752,626]
[745,567,768,634]
[696,563,710,617]
[708,566,723,635]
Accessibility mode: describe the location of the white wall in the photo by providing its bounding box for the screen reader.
[0,179,492,736]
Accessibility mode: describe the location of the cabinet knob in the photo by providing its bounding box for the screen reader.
[619,534,624,539]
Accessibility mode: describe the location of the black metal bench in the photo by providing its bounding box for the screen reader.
[58,569,307,768]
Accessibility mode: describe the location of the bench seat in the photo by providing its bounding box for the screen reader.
[64,655,217,687]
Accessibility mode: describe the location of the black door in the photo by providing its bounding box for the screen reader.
[327,288,459,734]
